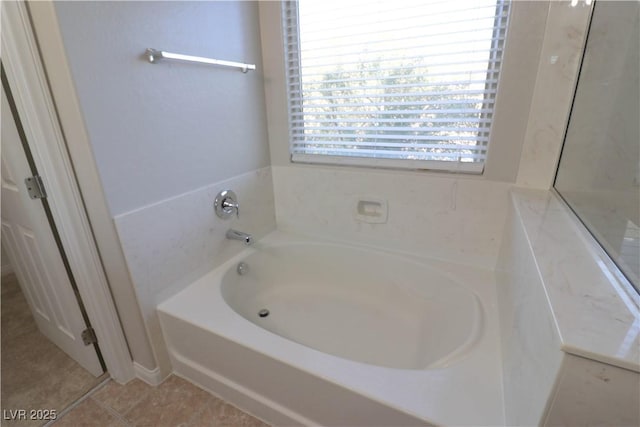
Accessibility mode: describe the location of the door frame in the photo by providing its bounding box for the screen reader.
[2,1,135,383]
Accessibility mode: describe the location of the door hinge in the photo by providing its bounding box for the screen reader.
[24,175,47,199]
[81,327,98,345]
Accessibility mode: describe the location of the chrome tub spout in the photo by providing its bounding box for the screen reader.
[226,229,253,245]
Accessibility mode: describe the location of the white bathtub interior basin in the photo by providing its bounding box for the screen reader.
[158,231,505,426]
[221,243,482,370]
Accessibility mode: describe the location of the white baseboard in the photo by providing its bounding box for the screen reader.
[133,361,166,386]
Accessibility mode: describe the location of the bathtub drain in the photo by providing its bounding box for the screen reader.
[258,309,269,318]
[237,262,250,276]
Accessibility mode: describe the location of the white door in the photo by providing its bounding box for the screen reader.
[1,86,103,376]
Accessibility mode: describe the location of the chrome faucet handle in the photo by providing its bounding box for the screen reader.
[222,199,239,218]
[214,190,239,219]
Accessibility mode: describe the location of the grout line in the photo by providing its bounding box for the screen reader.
[100,379,156,424]
[183,394,215,427]
[44,376,111,427]
[89,394,133,427]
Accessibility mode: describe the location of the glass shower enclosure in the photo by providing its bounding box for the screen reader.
[555,1,639,292]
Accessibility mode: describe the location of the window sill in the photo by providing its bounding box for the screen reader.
[291,154,484,174]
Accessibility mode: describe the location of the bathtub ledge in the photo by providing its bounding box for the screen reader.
[509,188,640,373]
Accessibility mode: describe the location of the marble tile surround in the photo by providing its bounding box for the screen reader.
[114,167,276,376]
[272,165,511,270]
[544,354,640,427]
[516,1,592,189]
[496,207,564,426]
[497,188,640,425]
[510,189,640,371]
[554,1,639,198]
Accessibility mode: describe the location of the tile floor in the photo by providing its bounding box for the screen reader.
[53,376,270,427]
[1,273,107,427]
[2,272,269,427]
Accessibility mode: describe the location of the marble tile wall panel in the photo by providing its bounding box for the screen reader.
[554,2,639,196]
[516,1,592,189]
[114,167,276,375]
[497,188,640,425]
[511,189,640,372]
[496,204,564,426]
[272,165,511,270]
[544,354,640,426]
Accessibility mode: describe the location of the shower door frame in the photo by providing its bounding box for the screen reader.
[2,1,136,383]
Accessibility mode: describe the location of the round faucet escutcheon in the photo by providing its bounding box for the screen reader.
[214,190,239,219]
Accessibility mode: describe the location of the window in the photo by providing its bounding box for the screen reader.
[283,0,510,173]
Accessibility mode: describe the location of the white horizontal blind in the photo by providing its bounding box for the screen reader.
[283,0,510,173]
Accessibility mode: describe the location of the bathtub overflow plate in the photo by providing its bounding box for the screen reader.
[258,309,269,318]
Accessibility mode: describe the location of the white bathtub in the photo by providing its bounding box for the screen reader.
[158,231,504,426]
